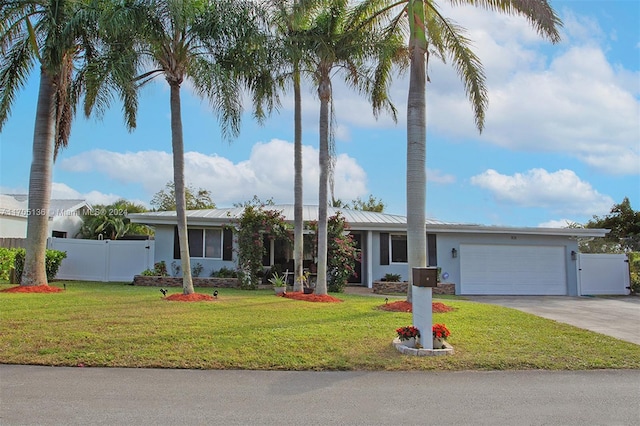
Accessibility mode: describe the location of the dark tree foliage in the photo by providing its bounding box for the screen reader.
[583,197,640,252]
[150,182,216,211]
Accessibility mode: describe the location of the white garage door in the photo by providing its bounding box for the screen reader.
[460,244,567,295]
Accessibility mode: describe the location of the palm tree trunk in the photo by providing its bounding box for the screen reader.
[315,73,331,295]
[169,82,194,295]
[293,63,304,292]
[21,68,55,286]
[406,0,428,303]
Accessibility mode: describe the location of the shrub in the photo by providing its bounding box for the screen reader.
[383,273,402,282]
[210,267,237,278]
[234,204,290,289]
[13,248,67,282]
[0,248,17,281]
[628,252,640,295]
[140,261,168,277]
[192,262,203,277]
[309,212,359,293]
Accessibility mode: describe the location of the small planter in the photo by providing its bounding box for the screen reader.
[399,337,417,348]
[303,287,314,294]
[433,337,445,349]
[274,287,286,295]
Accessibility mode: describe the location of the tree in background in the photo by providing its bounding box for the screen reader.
[332,194,385,212]
[150,182,216,211]
[581,197,640,253]
[77,199,152,240]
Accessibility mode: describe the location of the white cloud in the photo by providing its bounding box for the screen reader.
[59,139,370,206]
[408,4,640,176]
[537,218,580,229]
[427,169,456,184]
[470,168,614,215]
[51,183,147,206]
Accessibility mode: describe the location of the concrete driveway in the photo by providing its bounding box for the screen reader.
[466,296,640,345]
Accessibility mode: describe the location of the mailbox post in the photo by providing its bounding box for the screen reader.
[412,267,438,349]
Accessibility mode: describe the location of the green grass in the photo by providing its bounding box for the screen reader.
[1,282,638,370]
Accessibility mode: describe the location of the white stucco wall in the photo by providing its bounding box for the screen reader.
[0,215,27,238]
[49,215,84,238]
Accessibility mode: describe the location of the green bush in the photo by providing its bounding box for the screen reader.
[13,248,67,283]
[210,267,237,278]
[0,248,17,281]
[628,252,640,295]
[140,261,168,277]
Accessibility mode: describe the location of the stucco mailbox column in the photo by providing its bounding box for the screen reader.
[412,267,438,349]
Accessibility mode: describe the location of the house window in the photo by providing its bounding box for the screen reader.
[174,227,224,259]
[391,235,407,263]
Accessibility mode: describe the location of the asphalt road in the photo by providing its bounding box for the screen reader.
[1,365,639,425]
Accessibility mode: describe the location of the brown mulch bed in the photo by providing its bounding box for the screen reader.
[164,293,215,302]
[281,291,343,303]
[1,285,63,293]
[378,301,454,313]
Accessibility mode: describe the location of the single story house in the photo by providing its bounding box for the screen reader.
[0,194,90,239]
[128,205,608,296]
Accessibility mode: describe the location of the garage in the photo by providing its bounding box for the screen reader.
[459,244,567,295]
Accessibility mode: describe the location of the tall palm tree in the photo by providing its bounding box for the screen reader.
[362,0,561,301]
[302,0,406,295]
[269,0,325,292]
[103,0,276,294]
[0,0,133,286]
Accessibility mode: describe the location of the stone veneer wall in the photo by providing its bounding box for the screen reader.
[133,276,239,288]
[372,281,455,295]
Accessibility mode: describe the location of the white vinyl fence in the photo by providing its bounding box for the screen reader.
[578,253,630,295]
[48,237,155,282]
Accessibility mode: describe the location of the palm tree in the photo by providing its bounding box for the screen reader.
[0,0,132,286]
[362,0,561,301]
[302,0,406,295]
[269,0,326,292]
[103,0,275,294]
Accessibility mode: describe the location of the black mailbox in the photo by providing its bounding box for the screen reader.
[412,267,438,287]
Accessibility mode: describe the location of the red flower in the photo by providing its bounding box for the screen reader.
[432,323,450,339]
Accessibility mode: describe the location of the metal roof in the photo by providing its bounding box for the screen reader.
[0,195,90,218]
[128,204,609,238]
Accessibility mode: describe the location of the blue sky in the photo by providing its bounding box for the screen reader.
[1,0,638,228]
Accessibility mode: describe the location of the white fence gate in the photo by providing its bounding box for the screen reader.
[48,237,155,282]
[578,253,630,295]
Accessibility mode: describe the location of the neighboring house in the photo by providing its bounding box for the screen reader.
[0,194,91,239]
[0,194,28,238]
[129,205,609,296]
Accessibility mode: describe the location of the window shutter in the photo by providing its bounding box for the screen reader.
[223,228,233,261]
[380,233,389,265]
[173,226,180,259]
[427,234,437,266]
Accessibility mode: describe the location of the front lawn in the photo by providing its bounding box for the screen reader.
[1,282,638,370]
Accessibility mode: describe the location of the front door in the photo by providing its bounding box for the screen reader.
[348,232,362,284]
